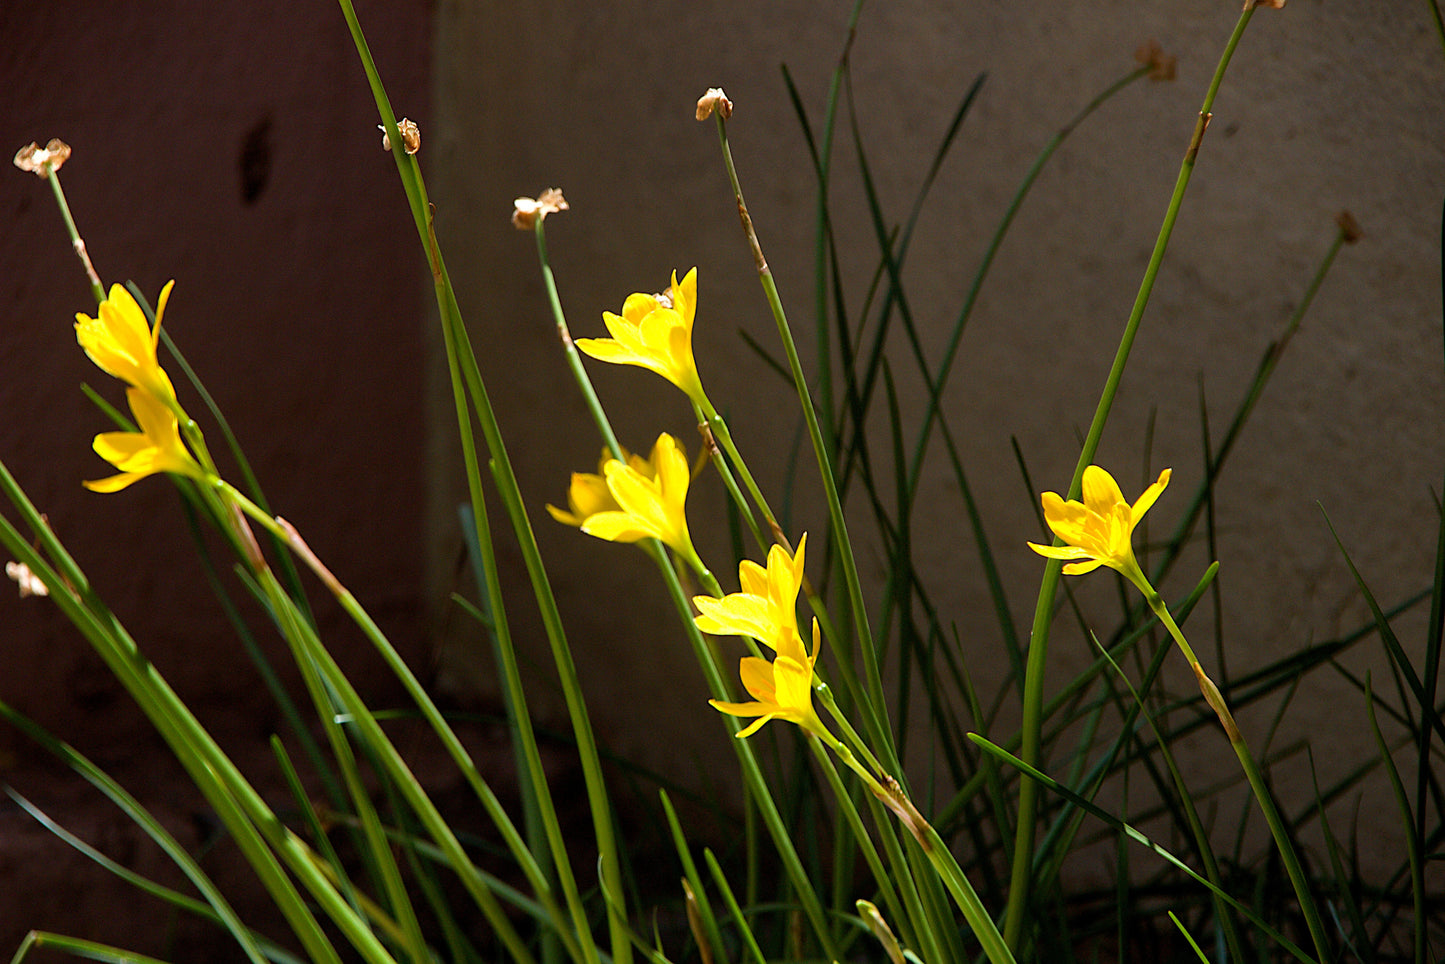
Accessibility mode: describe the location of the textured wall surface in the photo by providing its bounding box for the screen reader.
[430,0,1443,869]
[0,0,1441,952]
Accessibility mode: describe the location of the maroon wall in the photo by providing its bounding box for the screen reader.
[0,1,432,954]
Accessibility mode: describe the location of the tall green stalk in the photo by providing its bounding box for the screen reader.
[1004,4,1266,950]
[335,6,628,962]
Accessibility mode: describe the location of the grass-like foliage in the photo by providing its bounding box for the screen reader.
[3,2,1442,962]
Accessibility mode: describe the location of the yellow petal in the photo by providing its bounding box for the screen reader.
[737,559,768,597]
[693,593,774,643]
[674,268,697,327]
[737,656,777,703]
[1130,468,1172,526]
[1081,464,1127,512]
[83,471,146,493]
[620,292,658,325]
[580,510,651,544]
[1026,541,1093,561]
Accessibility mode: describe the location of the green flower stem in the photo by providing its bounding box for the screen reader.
[220,475,588,962]
[640,525,841,958]
[806,740,929,961]
[692,399,769,555]
[529,219,722,597]
[39,165,105,304]
[1140,586,1330,963]
[522,234,838,952]
[711,110,897,773]
[814,679,884,777]
[253,566,550,964]
[821,736,1015,964]
[267,580,430,963]
[534,219,622,460]
[0,511,355,962]
[1004,5,1262,949]
[0,466,362,962]
[335,8,632,962]
[696,395,779,548]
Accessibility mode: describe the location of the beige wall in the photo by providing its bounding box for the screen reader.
[431,0,1444,848]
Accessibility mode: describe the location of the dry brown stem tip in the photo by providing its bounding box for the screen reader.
[512,188,568,230]
[14,138,72,178]
[1134,40,1177,81]
[696,87,733,121]
[1335,210,1363,244]
[6,561,48,598]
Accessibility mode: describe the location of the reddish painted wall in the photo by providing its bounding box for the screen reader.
[0,1,431,953]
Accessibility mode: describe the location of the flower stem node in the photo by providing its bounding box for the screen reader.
[511,188,568,230]
[14,139,71,178]
[696,88,733,121]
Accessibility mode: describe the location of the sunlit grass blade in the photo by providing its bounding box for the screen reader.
[9,931,173,964]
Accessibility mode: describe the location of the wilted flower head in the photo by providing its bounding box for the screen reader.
[575,268,706,406]
[696,88,733,121]
[14,139,71,178]
[1335,210,1363,244]
[512,188,568,229]
[379,118,421,154]
[1134,40,1177,81]
[6,561,48,598]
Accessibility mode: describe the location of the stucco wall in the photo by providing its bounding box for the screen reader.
[429,0,1444,862]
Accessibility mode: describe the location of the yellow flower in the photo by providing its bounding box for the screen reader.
[551,434,703,571]
[84,387,206,492]
[574,268,706,406]
[546,449,624,528]
[693,534,807,649]
[1027,465,1171,588]
[75,281,178,405]
[710,619,829,739]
